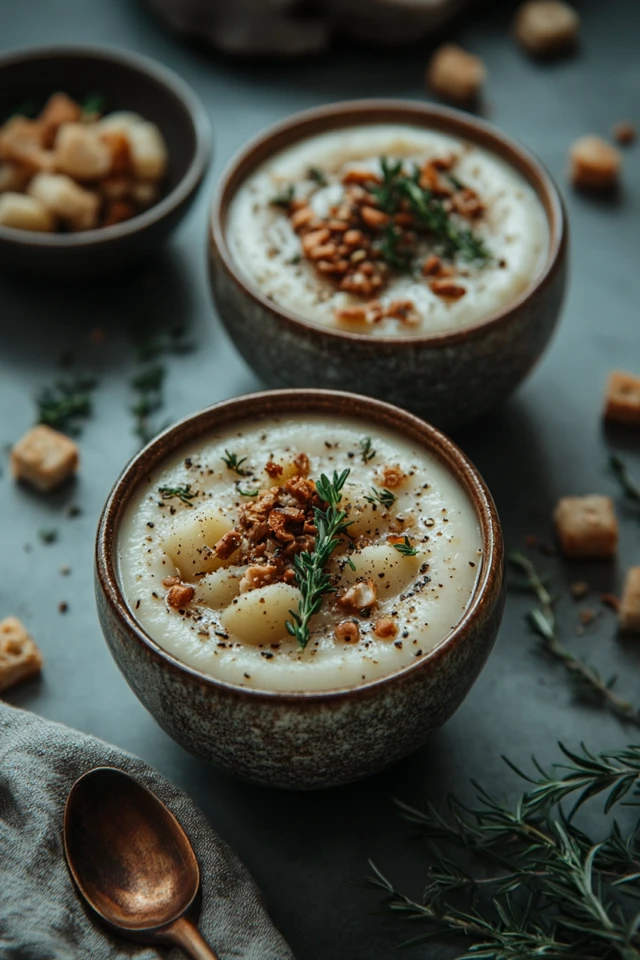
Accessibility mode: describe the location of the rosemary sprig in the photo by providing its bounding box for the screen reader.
[269,185,295,208]
[392,536,418,557]
[221,450,250,476]
[307,166,328,186]
[81,92,105,117]
[158,484,196,506]
[370,742,640,958]
[364,486,397,509]
[359,436,376,463]
[610,455,640,505]
[286,469,352,649]
[510,552,640,727]
[36,375,97,435]
[376,224,413,272]
[130,324,193,444]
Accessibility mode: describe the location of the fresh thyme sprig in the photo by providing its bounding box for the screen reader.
[130,324,193,444]
[376,224,413,272]
[158,484,196,506]
[369,742,640,958]
[610,455,640,506]
[221,450,250,476]
[364,486,397,509]
[36,375,97,435]
[392,536,418,557]
[359,437,376,463]
[510,552,640,727]
[81,92,105,117]
[307,167,328,186]
[286,469,352,650]
[269,184,295,208]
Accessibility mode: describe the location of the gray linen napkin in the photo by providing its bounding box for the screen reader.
[0,702,295,960]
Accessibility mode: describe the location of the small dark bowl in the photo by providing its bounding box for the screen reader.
[96,389,505,790]
[209,100,567,431]
[0,45,211,277]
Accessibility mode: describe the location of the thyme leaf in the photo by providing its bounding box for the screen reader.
[307,166,328,186]
[364,486,397,509]
[392,536,418,557]
[236,484,259,497]
[158,484,196,506]
[286,469,352,649]
[359,436,376,463]
[221,450,250,476]
[269,185,295,208]
[36,375,97,435]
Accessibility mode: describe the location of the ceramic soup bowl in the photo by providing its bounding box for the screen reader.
[96,389,504,789]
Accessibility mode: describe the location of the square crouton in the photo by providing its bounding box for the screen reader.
[0,617,43,693]
[513,1,580,57]
[619,567,640,634]
[569,136,621,191]
[553,495,618,559]
[426,44,486,104]
[11,424,78,492]
[604,371,640,427]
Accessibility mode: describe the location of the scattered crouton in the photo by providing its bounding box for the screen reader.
[0,193,54,232]
[28,172,100,231]
[619,567,640,633]
[54,122,112,180]
[612,122,636,146]
[374,617,399,640]
[39,92,82,147]
[604,371,640,427]
[0,617,43,693]
[569,136,621,191]
[513,1,579,57]
[335,620,360,644]
[426,44,486,104]
[166,583,195,609]
[553,495,618,559]
[11,424,79,492]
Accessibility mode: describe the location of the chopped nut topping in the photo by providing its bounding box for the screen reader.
[429,278,467,300]
[293,452,310,476]
[265,460,284,478]
[213,530,242,559]
[338,579,378,615]
[167,583,195,609]
[374,617,399,640]
[239,563,280,593]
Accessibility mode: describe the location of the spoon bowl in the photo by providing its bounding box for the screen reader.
[64,767,218,958]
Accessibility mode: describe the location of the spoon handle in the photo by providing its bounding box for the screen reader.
[163,916,220,960]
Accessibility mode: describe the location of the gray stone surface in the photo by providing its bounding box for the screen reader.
[1,2,639,957]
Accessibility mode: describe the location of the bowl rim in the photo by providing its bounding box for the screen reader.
[0,43,211,247]
[96,388,504,704]
[210,98,566,348]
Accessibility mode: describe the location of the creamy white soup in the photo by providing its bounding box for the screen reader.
[227,124,549,337]
[118,416,482,692]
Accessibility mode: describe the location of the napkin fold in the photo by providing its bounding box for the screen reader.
[0,702,295,960]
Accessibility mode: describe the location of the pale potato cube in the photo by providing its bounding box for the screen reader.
[553,495,618,559]
[196,567,243,609]
[569,136,621,191]
[163,508,237,581]
[54,122,112,180]
[0,193,54,232]
[127,121,168,180]
[339,543,422,598]
[11,424,78,491]
[341,484,390,538]
[604,371,640,427]
[0,617,43,693]
[619,567,640,634]
[426,44,486,103]
[28,173,100,231]
[514,1,579,57]
[0,161,31,193]
[221,582,302,645]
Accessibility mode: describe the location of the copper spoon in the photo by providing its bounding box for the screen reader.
[63,766,219,960]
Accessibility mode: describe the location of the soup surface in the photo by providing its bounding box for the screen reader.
[118,416,483,692]
[227,124,549,337]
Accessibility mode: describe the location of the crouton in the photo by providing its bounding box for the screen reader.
[28,172,100,231]
[604,371,640,426]
[553,495,618,559]
[514,1,579,57]
[569,136,621,191]
[0,617,43,693]
[426,44,486,104]
[39,92,82,147]
[619,567,640,634]
[0,193,54,232]
[54,123,112,180]
[11,424,79,492]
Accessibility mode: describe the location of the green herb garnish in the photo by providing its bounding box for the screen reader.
[11,100,38,119]
[392,536,418,557]
[286,469,352,649]
[36,375,97,435]
[38,528,58,545]
[131,362,165,444]
[158,484,196,506]
[376,224,413,272]
[81,92,106,116]
[222,450,250,476]
[364,487,397,509]
[237,485,259,497]
[269,185,295,208]
[359,436,376,463]
[610,454,640,505]
[307,167,328,186]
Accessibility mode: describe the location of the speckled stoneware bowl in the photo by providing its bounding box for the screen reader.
[209,100,567,431]
[96,389,505,790]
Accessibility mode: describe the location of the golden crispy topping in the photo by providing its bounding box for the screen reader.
[335,620,361,643]
[214,530,242,560]
[265,460,284,478]
[167,583,195,609]
[338,579,378,615]
[374,617,399,640]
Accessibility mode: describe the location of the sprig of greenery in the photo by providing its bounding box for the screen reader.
[158,484,196,506]
[269,185,295,208]
[510,552,640,727]
[359,436,376,463]
[36,375,97,435]
[392,536,418,557]
[236,484,259,497]
[221,450,250,476]
[286,469,352,649]
[369,742,640,958]
[376,223,413,271]
[610,455,640,506]
[81,92,106,116]
[307,167,328,186]
[130,324,193,444]
[364,486,397,509]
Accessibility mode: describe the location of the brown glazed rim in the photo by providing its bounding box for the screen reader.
[210,98,566,348]
[0,44,212,248]
[96,389,504,703]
